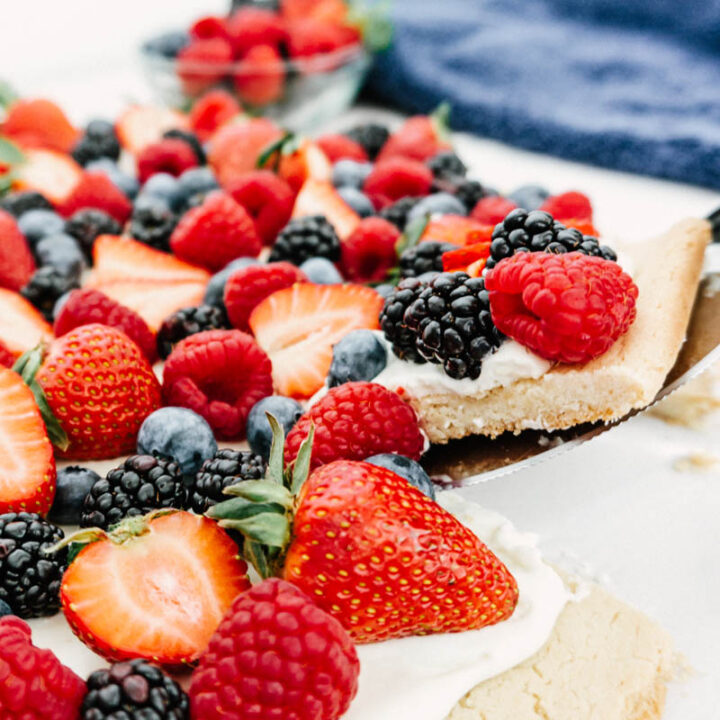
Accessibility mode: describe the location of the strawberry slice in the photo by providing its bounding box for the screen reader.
[442,242,491,276]
[0,288,53,357]
[249,283,383,398]
[292,179,360,240]
[13,149,82,205]
[0,366,56,515]
[115,105,189,155]
[1,98,80,154]
[421,215,493,247]
[278,139,332,193]
[61,511,250,665]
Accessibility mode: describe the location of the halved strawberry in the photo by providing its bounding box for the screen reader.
[13,148,82,205]
[278,139,332,193]
[61,511,250,665]
[292,179,360,240]
[0,209,35,291]
[421,215,494,247]
[0,366,56,515]
[249,283,383,398]
[1,98,80,154]
[442,242,491,276]
[0,288,53,357]
[115,105,189,155]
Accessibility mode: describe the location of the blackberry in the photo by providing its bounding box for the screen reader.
[64,208,122,262]
[0,190,53,218]
[379,196,422,231]
[163,128,206,165]
[129,199,178,252]
[486,208,618,270]
[453,179,487,212]
[399,241,457,279]
[157,305,229,359]
[0,512,67,619]
[80,455,186,530]
[82,659,189,720]
[403,272,503,379]
[72,119,121,166]
[268,216,341,266]
[188,449,266,514]
[344,123,390,161]
[378,277,429,364]
[21,266,80,320]
[427,151,467,180]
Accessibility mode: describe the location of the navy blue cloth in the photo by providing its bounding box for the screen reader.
[366,0,720,189]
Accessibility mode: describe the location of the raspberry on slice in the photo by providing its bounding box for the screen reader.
[363,157,433,208]
[470,195,518,225]
[486,252,638,364]
[224,261,307,332]
[539,191,593,223]
[340,216,401,283]
[162,329,273,438]
[316,133,369,163]
[285,382,424,470]
[136,138,199,183]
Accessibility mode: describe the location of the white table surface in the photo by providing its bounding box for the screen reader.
[2,3,720,718]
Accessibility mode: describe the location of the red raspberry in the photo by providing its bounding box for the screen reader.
[58,171,132,224]
[189,89,242,142]
[162,329,273,438]
[471,195,517,225]
[539,191,593,222]
[53,287,157,363]
[285,381,424,470]
[178,38,234,96]
[233,44,286,107]
[225,262,307,332]
[286,18,361,57]
[170,191,262,271]
[227,170,295,245]
[0,209,35,292]
[226,7,288,55]
[363,157,433,208]
[190,15,231,41]
[136,138,199,183]
[486,252,638,364]
[190,578,359,720]
[0,616,86,720]
[340,217,401,283]
[316,134,368,163]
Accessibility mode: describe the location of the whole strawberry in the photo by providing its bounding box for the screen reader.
[35,323,162,459]
[376,105,452,163]
[189,578,359,720]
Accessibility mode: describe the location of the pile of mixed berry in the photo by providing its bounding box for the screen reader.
[0,91,638,719]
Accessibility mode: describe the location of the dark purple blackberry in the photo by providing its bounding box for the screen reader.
[163,128,206,165]
[379,196,422,231]
[129,199,178,252]
[379,277,429,364]
[82,659,189,720]
[188,449,266,514]
[399,241,457,279]
[0,512,67,619]
[453,179,487,212]
[64,208,122,262]
[486,208,617,270]
[71,119,121,166]
[344,123,390,161]
[80,455,186,530]
[157,305,230,359]
[21,266,80,320]
[427,151,467,180]
[0,191,53,218]
[269,216,341,266]
[402,272,503,380]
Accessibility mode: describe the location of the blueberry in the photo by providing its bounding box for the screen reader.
[52,291,72,320]
[204,257,261,308]
[139,173,184,211]
[143,30,191,58]
[247,396,304,461]
[507,184,550,211]
[332,160,373,189]
[35,234,85,276]
[328,330,387,387]
[48,466,101,525]
[299,257,344,284]
[17,210,65,247]
[406,193,467,223]
[337,187,374,218]
[365,453,435,500]
[177,167,219,209]
[137,407,218,476]
[86,158,139,199]
[0,599,12,617]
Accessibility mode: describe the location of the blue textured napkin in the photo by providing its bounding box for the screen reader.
[366,0,720,189]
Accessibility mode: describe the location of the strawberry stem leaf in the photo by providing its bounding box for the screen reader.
[222,479,293,509]
[431,102,452,145]
[291,424,315,495]
[265,412,286,486]
[256,131,295,171]
[219,512,290,549]
[0,81,18,110]
[208,497,286,522]
[395,213,430,259]
[0,135,25,166]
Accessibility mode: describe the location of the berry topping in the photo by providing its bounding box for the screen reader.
[156,304,230,359]
[233,43,286,106]
[0,287,53,359]
[13,149,82,206]
[34,233,85,280]
[299,256,344,284]
[17,208,66,247]
[539,190,593,222]
[58,171,133,224]
[0,209,36,292]
[269,215,341,266]
[71,118,121,166]
[340,216,401,283]
[203,257,260,310]
[332,159,373,189]
[21,266,80,321]
[343,122,390,160]
[128,197,179,252]
[48,466,100,526]
[317,133,369,163]
[291,179,361,240]
[0,190,53,218]
[378,195,422,230]
[246,395,304,461]
[363,157,434,208]
[365,452,436,500]
[471,195,518,226]
[177,37,234,96]
[378,277,429,363]
[398,240,458,279]
[427,150,467,180]
[64,208,122,261]
[407,191,467,222]
[376,107,452,164]
[507,184,550,211]
[328,329,387,386]
[136,137,199,183]
[1,98,79,154]
[189,89,242,142]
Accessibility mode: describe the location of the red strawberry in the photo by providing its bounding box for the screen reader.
[136,138,199,183]
[0,340,14,367]
[363,157,433,208]
[340,216,401,283]
[233,44,286,106]
[1,98,79,153]
[470,195,518,225]
[189,89,242,142]
[0,209,35,291]
[281,0,348,23]
[249,283,383,398]
[190,15,231,41]
[170,191,261,271]
[0,287,53,358]
[286,19,360,57]
[422,214,494,247]
[224,262,307,331]
[163,329,273,438]
[13,149,82,205]
[36,323,161,459]
[0,616,86,719]
[115,105,189,155]
[0,367,56,515]
[58,171,132,223]
[277,139,332,193]
[376,106,452,163]
[316,133,368,163]
[226,170,295,244]
[189,579,359,720]
[540,191,593,222]
[61,511,251,665]
[178,37,234,96]
[285,382,424,469]
[226,7,288,55]
[53,287,158,363]
[292,179,360,240]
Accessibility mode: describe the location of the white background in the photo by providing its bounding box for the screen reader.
[2,2,719,718]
